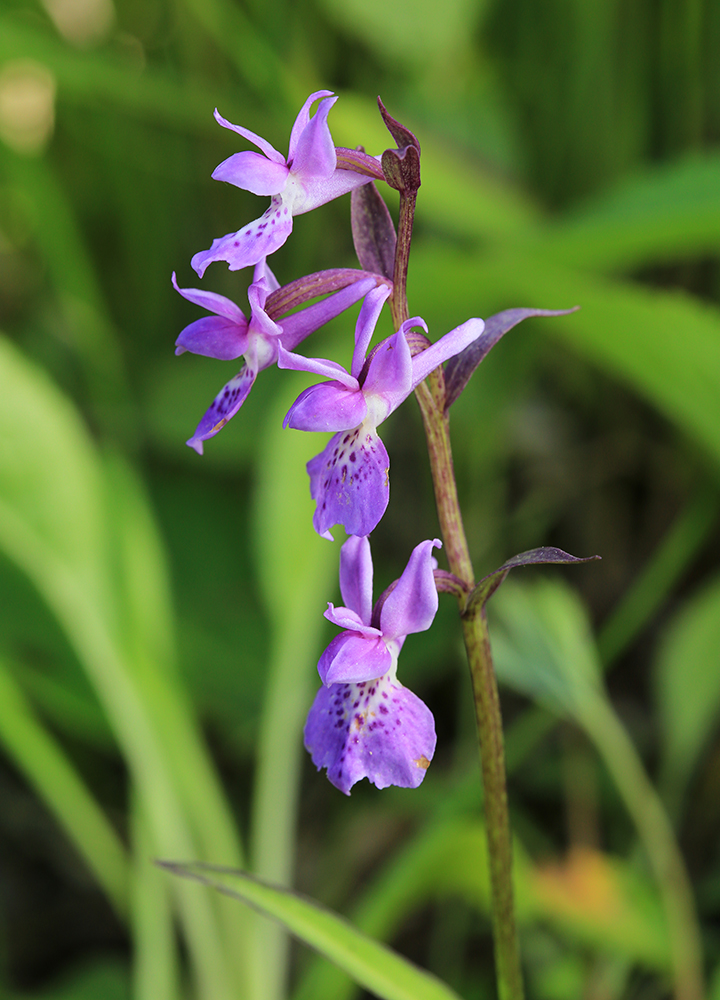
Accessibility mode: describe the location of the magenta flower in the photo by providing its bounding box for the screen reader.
[173,260,375,454]
[191,91,373,278]
[305,535,441,794]
[279,285,484,538]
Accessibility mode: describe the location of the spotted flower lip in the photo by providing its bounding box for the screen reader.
[191,91,375,278]
[279,284,484,537]
[304,535,440,794]
[173,260,376,454]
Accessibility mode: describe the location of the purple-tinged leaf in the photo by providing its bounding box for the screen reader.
[377,98,421,194]
[335,147,385,180]
[381,145,421,195]
[444,307,579,410]
[265,268,389,319]
[466,547,601,614]
[433,569,470,600]
[351,181,397,279]
[377,98,421,153]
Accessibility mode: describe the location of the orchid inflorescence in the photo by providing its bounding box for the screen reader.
[173,90,584,795]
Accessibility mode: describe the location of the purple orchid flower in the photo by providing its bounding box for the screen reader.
[191,91,374,278]
[173,260,376,454]
[279,285,484,538]
[305,535,441,794]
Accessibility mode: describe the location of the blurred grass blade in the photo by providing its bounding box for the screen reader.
[0,15,217,131]
[250,375,341,1000]
[598,485,719,666]
[654,574,720,818]
[0,652,129,918]
[491,580,704,1000]
[131,790,182,1000]
[0,333,244,1000]
[410,245,720,469]
[158,861,463,1000]
[531,153,720,273]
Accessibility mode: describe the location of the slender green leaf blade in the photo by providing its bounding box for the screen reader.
[158,862,463,1000]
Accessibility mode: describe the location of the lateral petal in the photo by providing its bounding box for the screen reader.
[304,675,436,794]
[283,381,366,432]
[319,632,391,685]
[175,316,248,360]
[212,150,289,196]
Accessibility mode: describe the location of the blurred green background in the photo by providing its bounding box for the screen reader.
[1,0,720,999]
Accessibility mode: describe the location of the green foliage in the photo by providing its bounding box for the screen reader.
[1,0,720,997]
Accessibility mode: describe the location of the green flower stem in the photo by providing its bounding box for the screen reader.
[414,376,524,1000]
[391,176,523,1000]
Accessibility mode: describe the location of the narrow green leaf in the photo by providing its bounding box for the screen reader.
[249,376,341,1000]
[655,574,720,814]
[491,580,704,1000]
[158,861,463,1000]
[598,486,719,667]
[409,245,720,468]
[0,653,129,918]
[534,153,720,273]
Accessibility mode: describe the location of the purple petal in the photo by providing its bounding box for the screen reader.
[318,631,391,685]
[253,258,280,292]
[186,363,256,454]
[304,675,436,794]
[290,95,337,179]
[379,539,441,640]
[409,317,485,389]
[171,273,247,324]
[212,150,289,196]
[247,281,282,341]
[213,109,286,165]
[283,381,367,433]
[288,90,334,162]
[307,426,390,538]
[191,200,293,277]
[323,605,379,635]
[339,535,373,624]
[277,346,358,389]
[361,330,414,417]
[175,316,248,360]
[278,277,377,353]
[295,169,373,216]
[351,284,391,379]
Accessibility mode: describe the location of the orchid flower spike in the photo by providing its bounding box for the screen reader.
[191,91,374,278]
[305,535,441,794]
[173,260,375,454]
[279,284,484,538]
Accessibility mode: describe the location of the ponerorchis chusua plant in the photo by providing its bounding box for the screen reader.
[171,89,595,1000]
